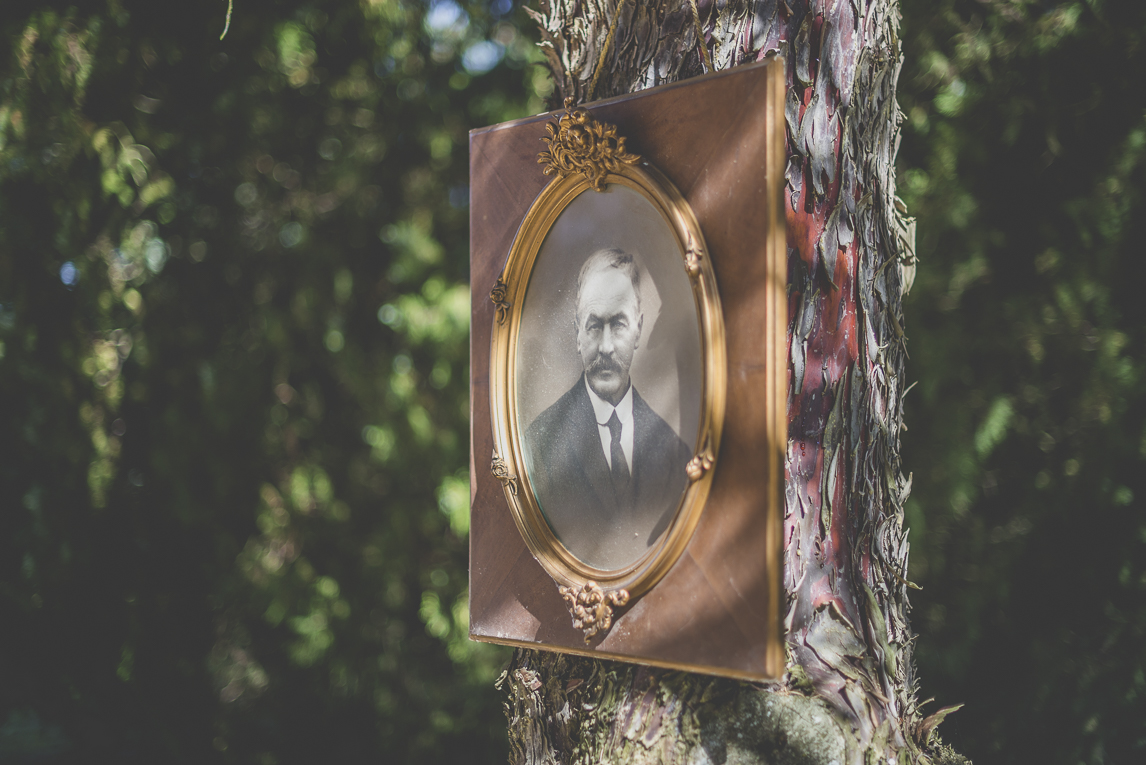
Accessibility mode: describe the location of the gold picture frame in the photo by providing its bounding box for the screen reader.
[487,101,726,639]
[469,58,786,679]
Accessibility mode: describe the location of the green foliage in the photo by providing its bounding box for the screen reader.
[0,0,549,760]
[898,0,1146,761]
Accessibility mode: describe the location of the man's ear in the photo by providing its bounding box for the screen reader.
[635,313,643,349]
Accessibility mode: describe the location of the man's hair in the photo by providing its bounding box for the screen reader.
[574,248,642,325]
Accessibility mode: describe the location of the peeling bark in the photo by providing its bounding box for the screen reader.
[507,1,942,763]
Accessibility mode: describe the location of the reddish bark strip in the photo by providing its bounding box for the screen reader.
[782,0,917,749]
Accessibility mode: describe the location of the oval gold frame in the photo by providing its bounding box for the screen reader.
[490,158,726,604]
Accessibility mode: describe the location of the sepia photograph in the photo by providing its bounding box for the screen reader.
[514,183,703,571]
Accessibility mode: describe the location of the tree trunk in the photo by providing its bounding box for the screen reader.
[502,1,957,763]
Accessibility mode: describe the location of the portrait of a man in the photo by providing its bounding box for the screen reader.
[523,248,693,570]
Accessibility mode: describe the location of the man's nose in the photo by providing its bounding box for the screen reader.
[600,326,615,355]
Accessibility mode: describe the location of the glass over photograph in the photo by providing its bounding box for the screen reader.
[515,183,703,571]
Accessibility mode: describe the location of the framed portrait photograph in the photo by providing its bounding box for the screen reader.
[470,58,786,680]
[513,181,712,575]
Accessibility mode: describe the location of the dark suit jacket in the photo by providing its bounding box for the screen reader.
[523,374,692,570]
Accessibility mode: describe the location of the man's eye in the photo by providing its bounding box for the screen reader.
[611,318,627,330]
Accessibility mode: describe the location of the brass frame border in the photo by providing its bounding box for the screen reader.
[489,161,727,601]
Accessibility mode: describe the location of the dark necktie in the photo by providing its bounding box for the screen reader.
[606,410,631,490]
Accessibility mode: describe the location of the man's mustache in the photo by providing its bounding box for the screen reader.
[587,354,623,377]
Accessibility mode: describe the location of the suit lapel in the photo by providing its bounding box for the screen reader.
[571,376,618,516]
[630,388,654,493]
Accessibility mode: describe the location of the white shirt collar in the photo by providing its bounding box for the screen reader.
[585,376,633,427]
[585,377,635,471]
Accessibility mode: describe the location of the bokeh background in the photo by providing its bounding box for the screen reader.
[1,1,1142,763]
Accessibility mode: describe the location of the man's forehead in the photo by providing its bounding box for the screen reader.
[578,269,638,308]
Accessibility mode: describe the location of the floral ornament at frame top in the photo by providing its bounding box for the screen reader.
[538,97,640,192]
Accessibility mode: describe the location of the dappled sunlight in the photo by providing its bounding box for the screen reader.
[0,0,543,760]
[898,0,1146,760]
